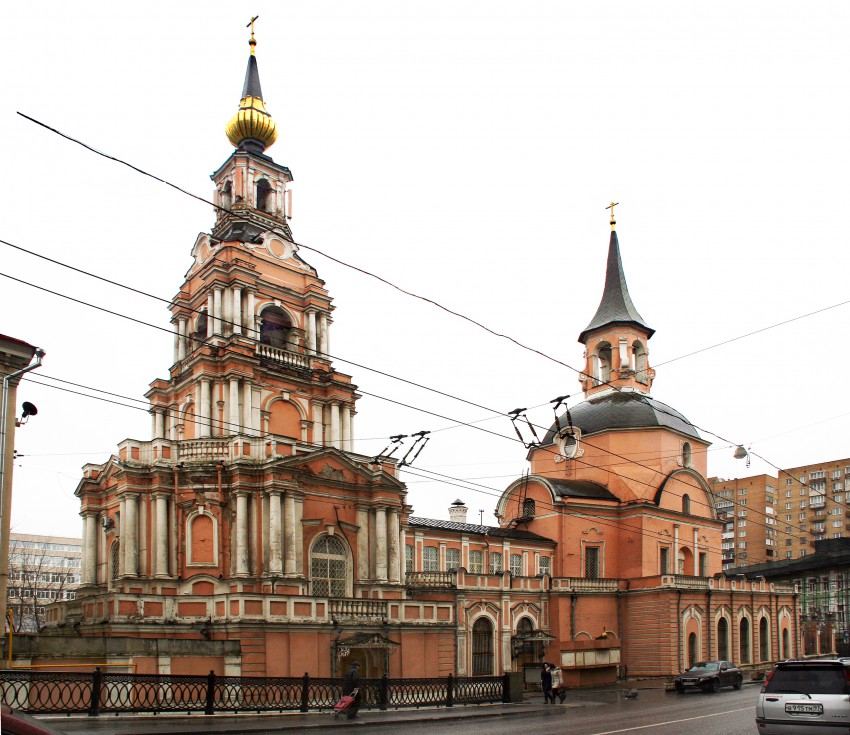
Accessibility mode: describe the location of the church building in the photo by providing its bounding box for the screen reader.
[30,31,798,684]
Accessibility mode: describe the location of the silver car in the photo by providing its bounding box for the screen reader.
[756,659,850,734]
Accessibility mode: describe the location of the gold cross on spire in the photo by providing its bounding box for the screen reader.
[606,201,619,230]
[247,15,259,54]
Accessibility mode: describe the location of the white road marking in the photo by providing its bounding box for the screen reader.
[587,705,753,735]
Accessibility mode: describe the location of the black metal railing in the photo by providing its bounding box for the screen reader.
[0,669,509,715]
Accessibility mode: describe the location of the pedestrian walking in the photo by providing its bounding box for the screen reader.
[341,661,362,719]
[541,662,554,704]
[551,664,566,703]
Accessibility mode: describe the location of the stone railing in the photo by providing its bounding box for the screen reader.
[255,344,310,371]
[329,598,388,622]
[558,577,620,592]
[666,575,710,589]
[178,438,232,463]
[405,571,456,588]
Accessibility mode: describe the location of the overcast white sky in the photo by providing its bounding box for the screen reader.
[2,1,849,539]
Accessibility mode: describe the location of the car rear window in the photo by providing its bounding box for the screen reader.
[766,665,849,695]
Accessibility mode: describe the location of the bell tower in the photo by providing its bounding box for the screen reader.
[578,207,655,398]
[145,29,357,452]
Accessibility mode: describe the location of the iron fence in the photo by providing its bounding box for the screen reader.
[0,669,508,715]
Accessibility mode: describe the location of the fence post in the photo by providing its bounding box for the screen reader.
[380,673,388,711]
[88,667,102,717]
[300,672,309,713]
[205,671,216,715]
[446,673,454,707]
[502,671,510,703]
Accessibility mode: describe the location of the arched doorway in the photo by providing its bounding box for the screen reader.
[740,618,751,664]
[472,617,494,676]
[717,617,729,660]
[688,632,698,668]
[759,617,770,662]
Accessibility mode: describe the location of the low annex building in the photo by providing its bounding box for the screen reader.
[26,32,798,684]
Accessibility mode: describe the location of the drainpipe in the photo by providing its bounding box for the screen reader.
[0,347,45,614]
[677,590,683,671]
[570,592,577,640]
[707,588,712,658]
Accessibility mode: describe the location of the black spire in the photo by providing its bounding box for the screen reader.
[241,54,264,100]
[578,229,654,345]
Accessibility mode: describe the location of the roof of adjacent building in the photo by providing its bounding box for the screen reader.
[407,517,555,543]
[578,230,654,344]
[735,538,850,579]
[543,391,702,443]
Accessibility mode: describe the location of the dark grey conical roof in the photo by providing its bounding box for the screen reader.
[241,55,264,100]
[578,229,654,344]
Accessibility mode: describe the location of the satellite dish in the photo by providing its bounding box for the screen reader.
[21,402,38,418]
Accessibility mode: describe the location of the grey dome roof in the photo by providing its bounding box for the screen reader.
[542,392,701,443]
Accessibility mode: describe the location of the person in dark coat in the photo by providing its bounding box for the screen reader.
[541,663,554,704]
[341,661,362,719]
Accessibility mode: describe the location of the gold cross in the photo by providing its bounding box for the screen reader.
[247,15,259,53]
[606,201,619,230]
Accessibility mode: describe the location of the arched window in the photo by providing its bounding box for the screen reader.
[220,181,233,210]
[759,617,770,662]
[490,551,503,574]
[423,546,438,571]
[717,617,729,660]
[688,632,698,668]
[472,617,494,675]
[192,309,208,344]
[259,306,293,349]
[446,548,460,571]
[256,179,273,212]
[740,617,751,664]
[110,540,120,581]
[633,340,648,383]
[682,494,691,514]
[782,628,790,660]
[405,544,414,572]
[682,442,693,468]
[597,343,612,384]
[468,550,483,574]
[522,499,536,518]
[310,535,347,598]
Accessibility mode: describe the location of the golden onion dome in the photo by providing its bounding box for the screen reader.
[225,37,278,153]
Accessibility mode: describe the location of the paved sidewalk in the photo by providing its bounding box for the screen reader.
[37,701,559,735]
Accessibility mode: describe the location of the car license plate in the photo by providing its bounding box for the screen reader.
[786,703,824,714]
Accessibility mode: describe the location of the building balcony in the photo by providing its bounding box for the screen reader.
[405,571,456,589]
[255,343,311,371]
[552,577,621,593]
[328,598,388,623]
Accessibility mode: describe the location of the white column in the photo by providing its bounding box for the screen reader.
[341,405,351,452]
[294,496,303,576]
[118,497,126,577]
[200,379,212,438]
[223,287,232,335]
[673,523,680,574]
[312,403,324,446]
[306,311,317,355]
[232,287,242,336]
[693,527,699,576]
[124,494,139,577]
[177,318,187,360]
[172,322,180,364]
[375,507,388,582]
[242,380,253,436]
[330,403,341,449]
[150,409,157,439]
[82,512,97,585]
[235,492,249,576]
[246,291,256,340]
[206,294,214,338]
[268,491,283,575]
[153,409,165,440]
[357,506,369,581]
[388,506,400,583]
[348,411,355,451]
[229,378,240,435]
[400,528,407,584]
[318,313,328,357]
[284,493,296,576]
[213,287,223,335]
[155,493,169,577]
